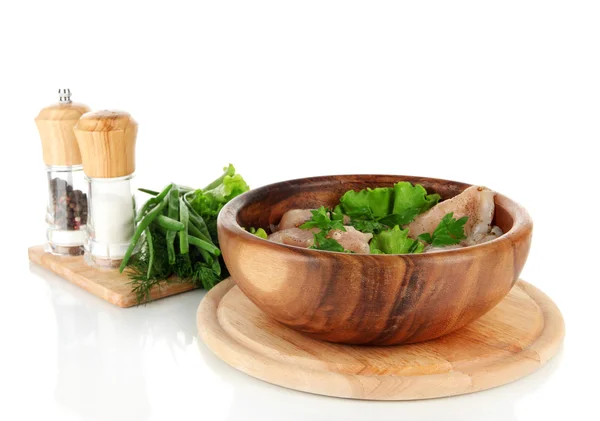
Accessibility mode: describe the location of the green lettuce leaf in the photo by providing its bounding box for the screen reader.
[339,187,393,219]
[247,227,268,239]
[191,166,250,221]
[384,182,440,225]
[339,182,440,227]
[370,225,424,254]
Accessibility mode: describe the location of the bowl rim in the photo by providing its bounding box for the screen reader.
[218,174,533,257]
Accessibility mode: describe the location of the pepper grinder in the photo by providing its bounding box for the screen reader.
[35,89,91,256]
[74,110,138,268]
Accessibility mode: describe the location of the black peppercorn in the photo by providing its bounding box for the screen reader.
[49,177,88,231]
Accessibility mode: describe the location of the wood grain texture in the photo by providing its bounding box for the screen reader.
[35,102,91,166]
[28,245,196,307]
[218,175,533,345]
[197,278,564,400]
[74,110,137,178]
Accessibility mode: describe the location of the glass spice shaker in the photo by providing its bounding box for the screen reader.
[74,110,138,268]
[35,89,91,256]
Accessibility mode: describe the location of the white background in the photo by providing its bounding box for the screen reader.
[0,1,598,420]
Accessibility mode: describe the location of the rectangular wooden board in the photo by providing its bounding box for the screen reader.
[28,245,197,307]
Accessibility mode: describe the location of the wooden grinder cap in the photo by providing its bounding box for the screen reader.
[74,110,138,178]
[35,93,90,166]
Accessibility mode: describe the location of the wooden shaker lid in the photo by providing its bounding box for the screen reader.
[74,110,138,178]
[35,98,90,166]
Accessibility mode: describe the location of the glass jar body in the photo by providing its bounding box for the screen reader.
[84,175,136,268]
[45,165,88,256]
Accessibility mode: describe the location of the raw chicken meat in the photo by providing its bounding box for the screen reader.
[277,209,315,231]
[268,186,502,254]
[464,225,503,246]
[424,244,464,253]
[328,226,373,254]
[425,225,504,251]
[268,224,372,253]
[268,227,316,248]
[407,186,496,244]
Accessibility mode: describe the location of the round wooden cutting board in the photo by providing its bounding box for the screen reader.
[197,278,564,400]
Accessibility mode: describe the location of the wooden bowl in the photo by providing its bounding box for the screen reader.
[217,175,533,345]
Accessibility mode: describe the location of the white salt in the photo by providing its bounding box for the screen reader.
[87,178,135,259]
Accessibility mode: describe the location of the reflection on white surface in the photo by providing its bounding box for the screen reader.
[27,263,222,421]
[51,279,150,420]
[24,262,567,421]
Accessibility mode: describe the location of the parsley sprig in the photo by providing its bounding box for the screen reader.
[300,206,345,231]
[312,231,346,252]
[300,206,348,252]
[349,218,387,234]
[418,212,468,247]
